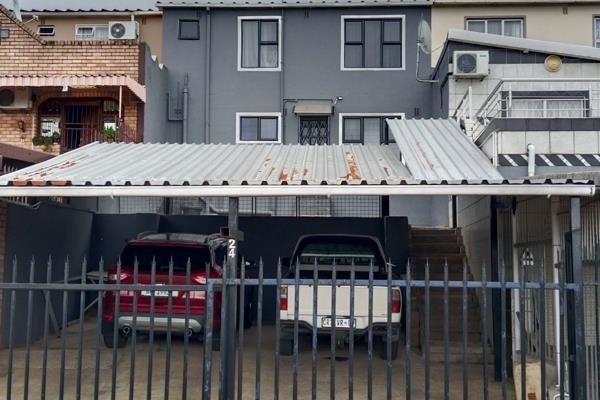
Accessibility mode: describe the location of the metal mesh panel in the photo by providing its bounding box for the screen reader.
[169,196,381,218]
[118,197,165,214]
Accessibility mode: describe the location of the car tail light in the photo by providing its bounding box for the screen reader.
[280,286,288,311]
[391,288,402,314]
[193,274,207,285]
[107,270,129,282]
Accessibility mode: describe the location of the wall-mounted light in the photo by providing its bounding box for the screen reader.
[62,85,69,92]
[17,120,25,132]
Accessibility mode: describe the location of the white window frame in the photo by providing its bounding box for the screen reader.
[75,24,109,41]
[340,15,406,72]
[236,112,282,144]
[466,18,524,37]
[37,25,56,36]
[338,112,405,144]
[237,16,283,72]
[594,17,600,48]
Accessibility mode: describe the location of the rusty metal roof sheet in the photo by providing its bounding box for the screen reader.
[0,142,411,186]
[386,118,505,183]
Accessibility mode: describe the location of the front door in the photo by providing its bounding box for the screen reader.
[63,103,101,150]
[299,117,329,145]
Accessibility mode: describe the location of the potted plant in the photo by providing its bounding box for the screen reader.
[100,126,118,142]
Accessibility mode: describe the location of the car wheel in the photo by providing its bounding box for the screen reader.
[279,338,293,356]
[103,332,127,348]
[378,338,399,360]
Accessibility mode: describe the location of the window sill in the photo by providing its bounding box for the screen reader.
[238,67,282,72]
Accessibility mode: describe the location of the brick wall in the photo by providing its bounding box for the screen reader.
[0,6,144,152]
[0,9,142,81]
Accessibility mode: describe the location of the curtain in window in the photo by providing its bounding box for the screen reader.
[363,118,381,144]
[364,21,381,68]
[546,99,584,118]
[242,21,259,68]
[260,21,278,68]
[467,20,485,33]
[510,99,544,118]
[503,20,523,37]
[486,20,502,35]
[343,119,361,142]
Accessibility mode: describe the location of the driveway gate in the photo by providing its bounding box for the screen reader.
[0,247,595,400]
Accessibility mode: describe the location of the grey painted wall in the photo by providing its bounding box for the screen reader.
[1,202,93,346]
[157,6,432,144]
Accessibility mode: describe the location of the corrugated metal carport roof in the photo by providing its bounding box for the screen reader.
[386,119,504,182]
[0,142,593,197]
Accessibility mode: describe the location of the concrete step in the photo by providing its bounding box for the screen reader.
[410,243,462,254]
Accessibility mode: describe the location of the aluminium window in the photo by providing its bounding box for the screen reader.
[505,92,588,118]
[37,25,55,36]
[342,16,404,70]
[238,17,281,70]
[340,114,403,144]
[179,19,200,40]
[236,113,281,143]
[466,18,523,37]
[75,24,109,40]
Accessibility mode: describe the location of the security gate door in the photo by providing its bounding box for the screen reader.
[299,116,330,145]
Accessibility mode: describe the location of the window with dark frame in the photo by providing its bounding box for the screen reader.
[239,116,279,142]
[343,18,403,69]
[241,19,279,69]
[37,25,55,36]
[179,19,200,40]
[342,116,396,144]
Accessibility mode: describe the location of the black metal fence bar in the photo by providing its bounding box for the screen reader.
[0,256,595,400]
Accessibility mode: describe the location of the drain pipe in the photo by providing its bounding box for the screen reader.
[182,74,189,143]
[204,8,211,143]
[527,143,536,177]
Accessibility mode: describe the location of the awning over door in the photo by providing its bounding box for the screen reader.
[0,74,146,102]
[387,118,504,182]
[0,141,594,198]
[293,102,333,115]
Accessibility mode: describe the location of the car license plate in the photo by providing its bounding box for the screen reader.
[321,317,353,328]
[142,290,176,297]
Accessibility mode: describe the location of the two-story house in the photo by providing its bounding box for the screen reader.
[0,4,154,155]
[0,0,163,59]
[431,0,600,65]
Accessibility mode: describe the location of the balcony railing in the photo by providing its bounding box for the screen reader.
[61,122,139,151]
[453,78,600,142]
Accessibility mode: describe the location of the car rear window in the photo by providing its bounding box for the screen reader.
[120,244,212,273]
[293,236,386,279]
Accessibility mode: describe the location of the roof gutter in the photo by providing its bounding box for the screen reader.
[0,184,594,198]
[21,11,162,16]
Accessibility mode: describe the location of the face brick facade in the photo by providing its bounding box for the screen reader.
[0,6,145,153]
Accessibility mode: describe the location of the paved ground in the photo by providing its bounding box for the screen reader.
[0,317,515,399]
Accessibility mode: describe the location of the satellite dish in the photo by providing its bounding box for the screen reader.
[417,19,432,54]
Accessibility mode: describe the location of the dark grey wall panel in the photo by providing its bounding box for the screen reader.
[2,202,94,346]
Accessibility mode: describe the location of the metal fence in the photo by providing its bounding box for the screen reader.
[0,254,594,399]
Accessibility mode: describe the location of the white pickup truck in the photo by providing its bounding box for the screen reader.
[279,234,402,359]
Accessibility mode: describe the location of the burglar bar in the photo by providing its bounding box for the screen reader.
[0,255,594,400]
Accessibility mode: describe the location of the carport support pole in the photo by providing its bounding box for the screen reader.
[223,197,239,400]
[570,197,586,400]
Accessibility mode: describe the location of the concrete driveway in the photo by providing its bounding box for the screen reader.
[0,316,515,399]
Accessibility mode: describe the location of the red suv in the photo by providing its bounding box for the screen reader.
[102,232,252,348]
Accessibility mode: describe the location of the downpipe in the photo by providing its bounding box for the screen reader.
[527,143,536,177]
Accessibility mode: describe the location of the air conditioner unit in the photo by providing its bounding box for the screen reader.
[0,87,32,110]
[108,21,138,40]
[453,51,489,78]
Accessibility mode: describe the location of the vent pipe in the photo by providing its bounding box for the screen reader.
[12,0,22,21]
[527,143,536,177]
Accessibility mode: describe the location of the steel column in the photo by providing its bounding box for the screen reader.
[570,197,587,400]
[222,197,239,400]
